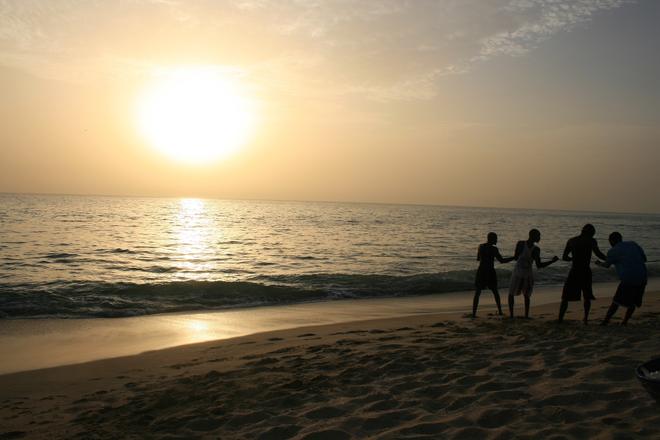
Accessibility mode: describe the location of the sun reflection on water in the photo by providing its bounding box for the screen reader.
[183,318,213,343]
[174,198,216,276]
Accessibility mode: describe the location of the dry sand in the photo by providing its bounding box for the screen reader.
[1,289,660,439]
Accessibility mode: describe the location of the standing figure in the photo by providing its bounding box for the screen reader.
[597,232,647,326]
[558,224,607,324]
[508,229,559,318]
[472,232,514,317]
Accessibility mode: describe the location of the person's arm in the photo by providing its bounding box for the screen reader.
[513,241,523,261]
[534,247,559,269]
[638,244,647,263]
[477,245,482,261]
[562,239,572,262]
[596,248,614,268]
[495,248,515,264]
[592,239,608,261]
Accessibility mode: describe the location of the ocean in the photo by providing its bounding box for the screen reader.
[1,194,658,318]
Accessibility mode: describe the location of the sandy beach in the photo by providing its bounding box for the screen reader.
[2,285,659,439]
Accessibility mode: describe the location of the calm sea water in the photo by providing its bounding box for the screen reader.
[1,194,658,318]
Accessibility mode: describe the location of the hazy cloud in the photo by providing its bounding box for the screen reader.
[0,0,636,100]
[476,0,630,60]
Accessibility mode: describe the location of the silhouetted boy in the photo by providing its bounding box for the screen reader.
[558,224,607,324]
[472,232,514,317]
[509,229,559,318]
[597,232,647,326]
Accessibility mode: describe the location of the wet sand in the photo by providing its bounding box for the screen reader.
[0,283,599,375]
[1,283,659,439]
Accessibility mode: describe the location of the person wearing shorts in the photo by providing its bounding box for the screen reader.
[558,224,608,324]
[472,232,514,317]
[597,232,647,326]
[508,229,559,318]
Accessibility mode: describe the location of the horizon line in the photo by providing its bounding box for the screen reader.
[1,190,658,217]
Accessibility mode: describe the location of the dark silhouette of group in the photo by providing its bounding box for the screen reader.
[472,224,648,325]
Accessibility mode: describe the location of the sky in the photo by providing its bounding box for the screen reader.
[0,0,658,213]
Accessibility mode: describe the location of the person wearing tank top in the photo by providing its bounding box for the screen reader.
[508,229,559,318]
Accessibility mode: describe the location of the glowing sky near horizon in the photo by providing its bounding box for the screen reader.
[0,0,658,213]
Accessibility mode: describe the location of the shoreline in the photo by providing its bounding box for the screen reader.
[1,280,658,375]
[1,286,659,438]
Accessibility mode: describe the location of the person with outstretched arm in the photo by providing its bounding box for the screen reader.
[472,232,515,317]
[558,224,608,325]
[508,229,559,319]
[596,232,647,326]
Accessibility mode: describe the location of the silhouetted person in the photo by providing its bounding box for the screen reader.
[509,229,559,318]
[597,232,647,326]
[558,224,607,324]
[472,232,514,317]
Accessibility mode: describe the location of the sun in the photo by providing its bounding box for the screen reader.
[136,66,255,164]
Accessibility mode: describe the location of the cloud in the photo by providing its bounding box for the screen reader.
[0,0,636,101]
[475,0,630,61]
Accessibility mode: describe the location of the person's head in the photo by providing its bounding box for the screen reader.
[487,232,497,245]
[529,228,541,243]
[581,223,596,238]
[609,232,622,246]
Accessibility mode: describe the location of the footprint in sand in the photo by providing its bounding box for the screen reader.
[0,431,26,439]
[185,417,224,432]
[360,410,416,431]
[257,424,301,440]
[398,422,446,436]
[226,411,269,428]
[549,368,576,379]
[475,408,515,428]
[601,366,632,382]
[300,429,351,440]
[363,399,399,412]
[474,380,525,393]
[499,360,532,370]
[336,339,368,346]
[449,426,489,439]
[518,369,545,381]
[445,395,476,411]
[303,406,346,419]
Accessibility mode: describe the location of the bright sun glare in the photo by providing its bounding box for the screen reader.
[136,67,255,164]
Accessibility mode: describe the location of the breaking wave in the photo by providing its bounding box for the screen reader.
[1,264,657,319]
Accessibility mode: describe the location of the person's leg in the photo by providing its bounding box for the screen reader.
[508,295,515,318]
[524,295,530,318]
[583,298,591,325]
[583,279,594,325]
[622,306,635,326]
[558,300,568,322]
[492,288,503,315]
[472,288,482,317]
[601,302,619,325]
